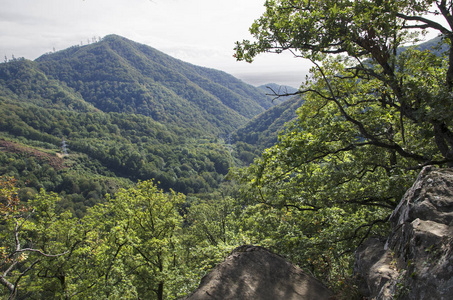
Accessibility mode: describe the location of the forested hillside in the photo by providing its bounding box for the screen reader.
[233,95,304,150]
[0,34,292,299]
[33,34,275,135]
[0,100,236,215]
[3,0,453,296]
[0,35,281,217]
[0,59,96,112]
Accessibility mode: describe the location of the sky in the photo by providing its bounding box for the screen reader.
[0,0,312,88]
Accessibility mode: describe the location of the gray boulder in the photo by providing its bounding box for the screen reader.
[185,245,334,300]
[355,166,453,299]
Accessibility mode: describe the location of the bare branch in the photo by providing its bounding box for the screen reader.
[15,248,69,257]
[266,87,304,101]
[355,217,390,247]
[0,272,16,294]
[396,12,451,34]
[343,197,397,209]
[284,204,319,211]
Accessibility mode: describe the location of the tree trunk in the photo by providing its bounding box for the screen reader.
[157,282,164,300]
[433,121,453,166]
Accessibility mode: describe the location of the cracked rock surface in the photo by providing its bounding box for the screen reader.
[355,167,453,300]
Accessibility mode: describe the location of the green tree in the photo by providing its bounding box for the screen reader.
[185,196,238,247]
[235,0,453,163]
[105,180,186,300]
[0,178,72,299]
[1,177,136,299]
[0,180,193,299]
[233,0,453,292]
[179,194,242,295]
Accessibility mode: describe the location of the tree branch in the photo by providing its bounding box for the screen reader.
[11,259,42,298]
[396,13,451,34]
[15,248,69,257]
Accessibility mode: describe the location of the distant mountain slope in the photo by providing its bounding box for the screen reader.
[0,59,96,112]
[0,98,235,205]
[0,34,280,204]
[258,83,298,101]
[399,35,448,56]
[33,34,272,135]
[233,95,304,148]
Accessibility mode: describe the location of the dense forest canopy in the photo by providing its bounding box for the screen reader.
[0,34,279,214]
[235,0,453,211]
[2,0,453,298]
[0,33,281,299]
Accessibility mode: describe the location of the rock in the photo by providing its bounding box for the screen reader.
[185,245,334,300]
[390,166,453,227]
[355,167,453,300]
[354,238,398,299]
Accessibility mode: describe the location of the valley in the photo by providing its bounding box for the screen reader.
[0,34,298,215]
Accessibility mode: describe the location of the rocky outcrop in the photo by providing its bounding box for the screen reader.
[355,166,453,299]
[185,245,333,300]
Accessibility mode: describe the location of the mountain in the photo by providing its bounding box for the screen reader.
[31,34,274,135]
[0,58,96,112]
[0,33,307,208]
[399,35,448,56]
[232,95,304,149]
[13,32,436,213]
[0,34,284,216]
[257,83,298,101]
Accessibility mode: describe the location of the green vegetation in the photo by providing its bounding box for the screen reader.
[0,100,236,214]
[233,0,453,293]
[233,95,305,149]
[0,35,274,298]
[0,35,272,215]
[34,34,274,135]
[0,177,234,299]
[2,0,453,297]
[1,176,262,299]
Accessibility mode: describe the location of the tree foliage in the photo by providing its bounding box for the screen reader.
[0,99,239,215]
[0,178,247,299]
[233,0,453,292]
[0,177,74,299]
[236,0,453,164]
